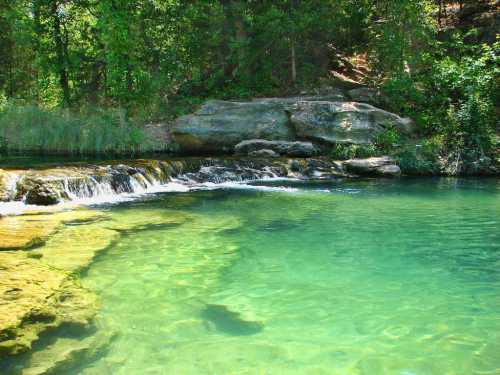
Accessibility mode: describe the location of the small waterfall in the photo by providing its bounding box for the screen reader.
[0,157,348,212]
[57,165,171,203]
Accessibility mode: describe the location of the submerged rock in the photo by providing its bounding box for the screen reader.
[11,321,116,375]
[201,304,264,336]
[0,209,105,250]
[289,101,414,145]
[0,252,97,357]
[235,139,318,157]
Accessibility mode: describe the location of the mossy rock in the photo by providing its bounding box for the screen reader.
[0,252,97,357]
[33,225,119,274]
[0,209,106,251]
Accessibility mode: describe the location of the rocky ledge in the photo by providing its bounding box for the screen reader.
[0,156,401,207]
[169,97,415,154]
[0,252,97,357]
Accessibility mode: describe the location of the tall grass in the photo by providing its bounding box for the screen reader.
[0,103,165,155]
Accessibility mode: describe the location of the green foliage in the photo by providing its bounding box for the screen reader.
[0,0,498,167]
[375,126,400,154]
[330,143,377,160]
[381,40,499,166]
[395,138,444,175]
[0,103,162,155]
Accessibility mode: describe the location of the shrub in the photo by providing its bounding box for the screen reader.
[330,143,378,160]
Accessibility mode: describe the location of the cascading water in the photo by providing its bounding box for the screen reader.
[0,157,352,214]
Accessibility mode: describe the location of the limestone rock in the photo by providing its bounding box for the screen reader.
[18,322,116,375]
[235,139,317,157]
[33,225,118,274]
[171,100,293,154]
[343,156,401,177]
[0,252,97,357]
[25,183,66,206]
[143,123,172,152]
[347,87,380,104]
[289,101,415,145]
[0,209,105,250]
[248,149,279,158]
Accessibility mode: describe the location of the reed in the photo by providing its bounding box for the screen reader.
[0,103,162,155]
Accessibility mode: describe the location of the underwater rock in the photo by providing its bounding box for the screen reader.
[0,252,97,357]
[201,304,264,336]
[0,209,105,250]
[14,322,116,375]
[235,139,318,157]
[343,156,401,177]
[33,225,119,274]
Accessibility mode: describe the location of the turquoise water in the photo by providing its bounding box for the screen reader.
[69,179,500,374]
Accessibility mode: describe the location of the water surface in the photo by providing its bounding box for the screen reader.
[23,179,500,374]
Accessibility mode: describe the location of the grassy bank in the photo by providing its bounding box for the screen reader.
[0,103,167,156]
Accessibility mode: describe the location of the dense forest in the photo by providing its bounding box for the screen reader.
[0,0,498,170]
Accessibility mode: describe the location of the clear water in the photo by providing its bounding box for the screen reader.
[47,179,500,374]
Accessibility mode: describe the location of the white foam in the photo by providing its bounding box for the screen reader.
[193,181,300,193]
[0,177,305,216]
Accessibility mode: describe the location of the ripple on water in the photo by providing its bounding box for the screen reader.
[14,178,500,375]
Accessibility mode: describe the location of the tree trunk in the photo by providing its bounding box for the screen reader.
[221,0,247,78]
[50,1,71,106]
[289,0,299,83]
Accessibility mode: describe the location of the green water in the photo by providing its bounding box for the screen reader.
[73,179,499,374]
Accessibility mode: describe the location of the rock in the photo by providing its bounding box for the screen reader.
[347,87,380,104]
[0,252,97,357]
[182,163,288,183]
[248,149,279,158]
[376,164,402,176]
[171,100,293,154]
[0,209,105,251]
[343,156,401,177]
[201,304,263,336]
[15,320,116,375]
[235,139,318,157]
[32,225,119,274]
[24,183,65,205]
[170,97,417,154]
[143,123,172,152]
[290,101,415,145]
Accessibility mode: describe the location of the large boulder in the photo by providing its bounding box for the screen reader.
[170,96,347,154]
[171,100,293,154]
[235,139,318,157]
[289,101,414,145]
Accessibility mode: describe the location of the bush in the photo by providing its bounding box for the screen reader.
[395,137,444,175]
[330,143,378,160]
[382,41,499,167]
[0,103,165,155]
